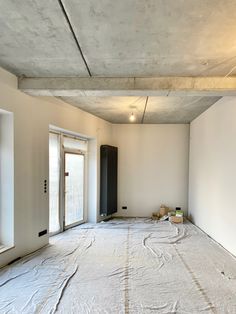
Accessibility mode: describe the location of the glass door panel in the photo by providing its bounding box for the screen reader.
[65,152,84,227]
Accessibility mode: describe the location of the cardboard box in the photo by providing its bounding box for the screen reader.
[169,216,183,224]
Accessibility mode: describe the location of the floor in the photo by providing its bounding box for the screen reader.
[0,218,236,314]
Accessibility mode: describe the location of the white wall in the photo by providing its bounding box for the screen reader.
[0,111,14,247]
[0,67,112,267]
[112,124,189,217]
[189,97,236,256]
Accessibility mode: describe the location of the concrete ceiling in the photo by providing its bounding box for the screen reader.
[59,96,220,123]
[0,1,232,123]
[61,0,236,77]
[1,0,236,77]
[0,0,89,76]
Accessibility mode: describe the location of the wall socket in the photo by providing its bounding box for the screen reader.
[122,206,127,210]
[38,229,47,237]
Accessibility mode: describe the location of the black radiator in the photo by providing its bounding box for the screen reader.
[100,145,118,216]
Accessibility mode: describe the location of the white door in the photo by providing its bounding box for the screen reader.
[64,152,85,228]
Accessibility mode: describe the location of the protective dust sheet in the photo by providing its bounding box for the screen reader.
[0,218,236,313]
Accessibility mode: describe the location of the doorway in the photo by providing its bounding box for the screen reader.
[64,151,85,228]
[49,131,87,235]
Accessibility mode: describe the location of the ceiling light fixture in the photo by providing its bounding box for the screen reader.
[129,112,136,122]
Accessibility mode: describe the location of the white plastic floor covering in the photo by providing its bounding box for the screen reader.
[0,218,236,314]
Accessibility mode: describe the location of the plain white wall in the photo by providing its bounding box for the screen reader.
[112,124,189,217]
[189,97,236,256]
[0,111,14,247]
[0,67,112,267]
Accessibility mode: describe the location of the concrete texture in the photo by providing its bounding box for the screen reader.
[60,96,145,123]
[58,96,220,123]
[0,1,232,123]
[63,0,236,77]
[1,1,236,77]
[0,0,89,77]
[144,96,220,124]
[19,76,236,97]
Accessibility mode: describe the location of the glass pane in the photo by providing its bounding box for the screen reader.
[65,153,84,226]
[49,133,60,233]
[63,136,87,151]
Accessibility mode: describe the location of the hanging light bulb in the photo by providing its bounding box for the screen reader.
[129,112,136,122]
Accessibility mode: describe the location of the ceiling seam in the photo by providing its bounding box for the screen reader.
[141,96,149,124]
[57,0,92,77]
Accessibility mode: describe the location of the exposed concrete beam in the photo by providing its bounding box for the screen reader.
[18,77,236,97]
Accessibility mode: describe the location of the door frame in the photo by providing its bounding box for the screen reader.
[49,131,88,236]
[63,149,87,230]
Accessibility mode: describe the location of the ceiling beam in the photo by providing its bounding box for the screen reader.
[18,77,236,97]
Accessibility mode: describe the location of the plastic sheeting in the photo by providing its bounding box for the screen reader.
[0,218,236,313]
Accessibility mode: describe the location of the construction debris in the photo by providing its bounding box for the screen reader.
[169,216,184,224]
[152,204,184,223]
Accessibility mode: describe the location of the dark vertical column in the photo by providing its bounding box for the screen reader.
[100,145,118,215]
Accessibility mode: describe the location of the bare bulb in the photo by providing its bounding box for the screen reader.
[129,113,136,122]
